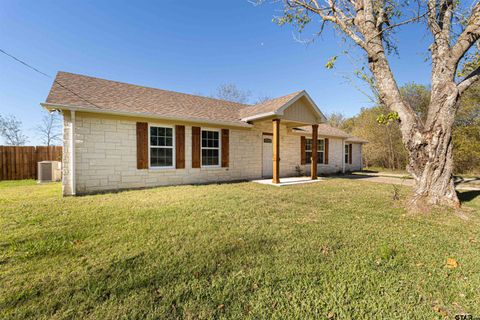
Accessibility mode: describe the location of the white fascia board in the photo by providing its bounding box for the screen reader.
[41,103,253,128]
[240,111,278,122]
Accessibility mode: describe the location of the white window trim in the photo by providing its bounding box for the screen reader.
[148,123,176,169]
[344,143,350,164]
[305,138,325,164]
[201,127,221,168]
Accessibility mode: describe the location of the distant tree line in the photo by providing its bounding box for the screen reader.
[328,83,480,175]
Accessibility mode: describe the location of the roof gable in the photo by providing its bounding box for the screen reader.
[240,91,326,123]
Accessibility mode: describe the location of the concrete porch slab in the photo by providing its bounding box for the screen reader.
[251,176,323,187]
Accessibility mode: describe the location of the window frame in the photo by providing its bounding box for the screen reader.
[201,127,222,168]
[344,143,349,164]
[148,124,176,169]
[305,138,325,164]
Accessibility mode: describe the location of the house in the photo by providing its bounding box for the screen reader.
[41,72,367,195]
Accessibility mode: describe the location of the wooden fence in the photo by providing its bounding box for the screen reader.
[0,146,63,181]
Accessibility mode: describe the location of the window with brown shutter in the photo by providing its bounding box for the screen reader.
[300,136,306,165]
[191,126,201,168]
[136,122,148,169]
[221,129,229,167]
[349,143,353,164]
[175,125,185,169]
[324,138,329,164]
[305,138,324,164]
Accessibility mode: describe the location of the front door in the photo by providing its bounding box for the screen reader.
[262,134,273,177]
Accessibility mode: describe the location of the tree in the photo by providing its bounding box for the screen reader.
[265,0,480,210]
[399,83,431,122]
[351,83,480,174]
[326,112,347,128]
[0,114,28,146]
[453,82,480,174]
[255,95,272,104]
[35,111,62,146]
[351,106,407,169]
[212,84,251,104]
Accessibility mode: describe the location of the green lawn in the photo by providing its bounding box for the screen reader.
[1,179,479,319]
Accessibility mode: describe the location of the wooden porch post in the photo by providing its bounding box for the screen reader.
[311,124,318,180]
[272,119,280,184]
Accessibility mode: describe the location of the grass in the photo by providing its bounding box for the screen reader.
[1,179,480,319]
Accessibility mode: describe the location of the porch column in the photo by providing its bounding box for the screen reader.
[272,119,280,184]
[311,124,318,180]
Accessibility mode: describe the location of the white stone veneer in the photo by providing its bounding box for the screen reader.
[62,112,363,195]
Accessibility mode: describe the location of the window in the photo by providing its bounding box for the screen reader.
[150,126,174,168]
[305,139,324,164]
[201,129,220,166]
[345,144,349,164]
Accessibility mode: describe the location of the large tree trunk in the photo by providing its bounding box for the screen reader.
[404,81,461,210]
[407,127,460,209]
[367,40,461,210]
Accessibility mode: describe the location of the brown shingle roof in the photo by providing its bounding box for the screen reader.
[293,124,367,142]
[239,91,302,118]
[44,72,322,127]
[45,72,252,126]
[295,123,350,138]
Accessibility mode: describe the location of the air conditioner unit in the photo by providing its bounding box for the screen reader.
[38,161,62,183]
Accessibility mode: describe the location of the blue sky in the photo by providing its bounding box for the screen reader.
[0,1,433,144]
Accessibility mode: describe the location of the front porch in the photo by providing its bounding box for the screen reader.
[270,119,321,184]
[252,176,324,186]
[242,91,326,185]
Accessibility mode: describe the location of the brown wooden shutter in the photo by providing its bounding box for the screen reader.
[324,138,329,164]
[300,136,306,165]
[175,125,185,169]
[136,122,148,169]
[349,143,353,164]
[192,126,201,168]
[221,129,229,167]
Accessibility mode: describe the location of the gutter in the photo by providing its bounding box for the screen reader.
[41,103,253,129]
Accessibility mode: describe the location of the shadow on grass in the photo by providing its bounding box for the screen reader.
[1,235,280,318]
[359,169,379,173]
[454,176,480,185]
[458,190,480,203]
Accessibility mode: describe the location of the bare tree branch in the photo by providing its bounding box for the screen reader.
[458,65,480,93]
[35,111,62,146]
[290,0,368,50]
[0,114,28,146]
[211,84,251,104]
[450,2,480,65]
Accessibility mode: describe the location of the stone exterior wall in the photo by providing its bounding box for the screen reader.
[345,143,363,172]
[303,137,346,175]
[62,112,364,195]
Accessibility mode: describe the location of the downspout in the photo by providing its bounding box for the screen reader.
[70,110,76,195]
[342,139,345,174]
